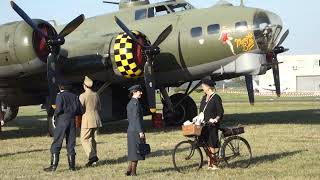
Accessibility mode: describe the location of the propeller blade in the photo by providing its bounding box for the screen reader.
[10,1,48,38]
[103,1,119,4]
[272,61,281,97]
[58,14,85,38]
[152,25,173,47]
[114,16,147,48]
[144,61,156,113]
[276,29,289,47]
[245,75,255,105]
[47,53,59,105]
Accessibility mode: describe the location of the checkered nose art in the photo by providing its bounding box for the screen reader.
[113,31,150,79]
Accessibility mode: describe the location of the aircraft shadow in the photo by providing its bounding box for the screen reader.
[223,109,320,126]
[1,109,319,139]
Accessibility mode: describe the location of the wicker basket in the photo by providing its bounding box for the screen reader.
[182,124,203,136]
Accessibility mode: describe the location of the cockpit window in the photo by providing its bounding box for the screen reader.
[148,7,154,18]
[167,3,193,13]
[235,21,248,31]
[135,9,147,20]
[149,5,171,17]
[253,11,283,52]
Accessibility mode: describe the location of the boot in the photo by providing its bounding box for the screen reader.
[130,161,138,176]
[210,156,219,170]
[125,162,132,176]
[68,154,76,171]
[44,154,59,172]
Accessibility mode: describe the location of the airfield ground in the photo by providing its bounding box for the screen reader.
[0,93,320,179]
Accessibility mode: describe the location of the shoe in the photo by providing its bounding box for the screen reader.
[125,171,131,176]
[44,154,59,172]
[85,156,99,167]
[208,165,220,170]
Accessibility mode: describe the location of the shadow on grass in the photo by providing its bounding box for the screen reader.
[250,150,305,165]
[0,148,48,158]
[1,109,319,139]
[94,148,177,167]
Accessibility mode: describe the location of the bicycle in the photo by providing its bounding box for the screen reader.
[172,124,252,173]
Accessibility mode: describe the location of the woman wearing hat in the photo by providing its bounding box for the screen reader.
[79,76,102,167]
[199,79,224,170]
[126,84,146,176]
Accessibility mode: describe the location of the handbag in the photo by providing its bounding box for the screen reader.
[137,141,151,156]
[75,115,82,128]
[193,94,215,124]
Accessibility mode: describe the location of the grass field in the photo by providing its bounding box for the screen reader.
[0,95,320,180]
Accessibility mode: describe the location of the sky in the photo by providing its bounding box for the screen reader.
[1,0,319,55]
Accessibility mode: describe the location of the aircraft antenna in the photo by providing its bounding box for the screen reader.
[103,1,119,5]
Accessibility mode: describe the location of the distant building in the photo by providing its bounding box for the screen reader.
[258,55,320,92]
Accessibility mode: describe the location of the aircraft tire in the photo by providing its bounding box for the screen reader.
[3,106,19,122]
[163,93,197,126]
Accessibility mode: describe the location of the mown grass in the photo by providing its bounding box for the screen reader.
[0,98,320,180]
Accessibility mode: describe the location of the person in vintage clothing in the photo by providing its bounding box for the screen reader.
[126,84,146,176]
[44,80,83,172]
[79,76,102,167]
[199,78,224,170]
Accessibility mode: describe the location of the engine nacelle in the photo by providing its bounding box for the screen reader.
[0,20,56,78]
[111,31,150,79]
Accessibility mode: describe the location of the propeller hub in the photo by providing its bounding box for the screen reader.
[47,37,65,46]
[273,46,285,54]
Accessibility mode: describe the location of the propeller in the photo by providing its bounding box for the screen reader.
[269,29,289,97]
[245,75,254,105]
[114,16,173,113]
[10,1,85,105]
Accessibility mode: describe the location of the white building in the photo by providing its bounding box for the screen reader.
[258,55,320,92]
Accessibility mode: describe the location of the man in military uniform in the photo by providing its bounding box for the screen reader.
[44,81,83,172]
[79,76,102,167]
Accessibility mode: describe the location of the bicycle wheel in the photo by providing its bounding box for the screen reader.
[172,140,203,173]
[221,136,252,168]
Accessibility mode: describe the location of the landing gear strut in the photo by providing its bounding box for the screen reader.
[161,81,201,126]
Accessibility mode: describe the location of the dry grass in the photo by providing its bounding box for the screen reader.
[0,100,320,180]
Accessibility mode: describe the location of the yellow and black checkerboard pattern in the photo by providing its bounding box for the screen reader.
[114,31,147,79]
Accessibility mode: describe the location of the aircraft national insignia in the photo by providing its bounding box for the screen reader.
[235,32,256,52]
[114,31,149,79]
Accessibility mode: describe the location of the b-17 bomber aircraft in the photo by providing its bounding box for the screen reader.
[0,0,289,135]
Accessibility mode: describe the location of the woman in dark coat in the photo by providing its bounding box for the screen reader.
[199,79,224,170]
[126,85,146,176]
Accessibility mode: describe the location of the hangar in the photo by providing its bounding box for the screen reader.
[258,55,320,92]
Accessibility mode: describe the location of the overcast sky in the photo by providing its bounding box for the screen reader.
[1,0,319,55]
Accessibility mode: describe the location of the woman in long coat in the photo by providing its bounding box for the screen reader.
[199,79,224,170]
[126,85,146,176]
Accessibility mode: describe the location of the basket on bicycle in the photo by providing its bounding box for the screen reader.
[182,124,203,136]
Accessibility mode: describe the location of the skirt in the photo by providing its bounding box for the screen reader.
[200,125,220,148]
[127,131,145,161]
